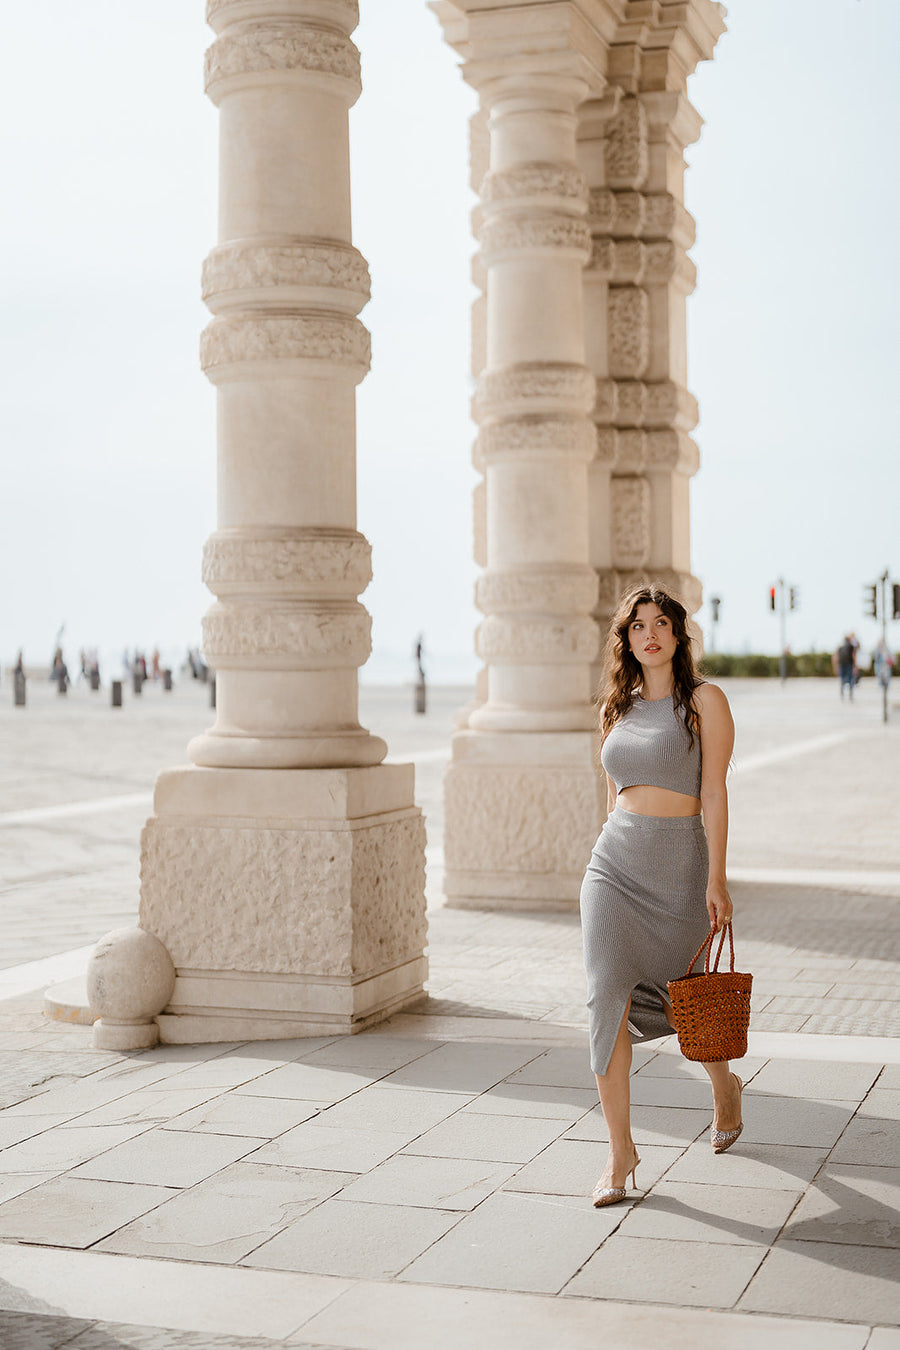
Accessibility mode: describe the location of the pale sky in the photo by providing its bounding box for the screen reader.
[1,1,897,683]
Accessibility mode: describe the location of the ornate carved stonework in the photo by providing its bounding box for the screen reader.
[477,364,596,416]
[479,417,596,462]
[141,813,425,978]
[202,241,370,305]
[479,215,592,260]
[605,98,648,190]
[200,315,371,373]
[615,430,646,473]
[202,601,372,664]
[611,475,651,568]
[444,765,600,876]
[202,531,372,593]
[476,568,598,616]
[476,615,598,664]
[608,287,650,379]
[205,26,360,98]
[594,427,617,465]
[481,162,586,207]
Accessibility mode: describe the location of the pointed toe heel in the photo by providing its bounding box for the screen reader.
[711,1073,744,1155]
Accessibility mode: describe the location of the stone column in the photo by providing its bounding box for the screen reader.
[434,2,613,909]
[134,0,427,1042]
[579,2,726,674]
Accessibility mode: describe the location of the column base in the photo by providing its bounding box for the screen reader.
[443,730,604,911]
[139,763,427,1044]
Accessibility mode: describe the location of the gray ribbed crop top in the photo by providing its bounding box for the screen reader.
[600,694,702,797]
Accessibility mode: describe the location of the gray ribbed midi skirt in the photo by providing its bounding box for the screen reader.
[580,806,712,1075]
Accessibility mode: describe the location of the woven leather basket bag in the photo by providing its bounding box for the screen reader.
[667,924,752,1062]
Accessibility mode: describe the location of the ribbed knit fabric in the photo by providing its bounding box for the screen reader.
[580,807,711,1075]
[600,694,702,798]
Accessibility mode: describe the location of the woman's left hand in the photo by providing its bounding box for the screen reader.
[706,881,733,932]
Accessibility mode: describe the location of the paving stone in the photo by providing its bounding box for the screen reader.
[617,1180,802,1245]
[867,1331,900,1350]
[663,1138,828,1189]
[71,1128,264,1188]
[858,1088,900,1120]
[740,1239,900,1324]
[231,1063,383,1103]
[0,1309,347,1350]
[401,1190,617,1294]
[747,1059,882,1102]
[0,1172,50,1203]
[829,1114,900,1166]
[0,1112,78,1149]
[309,1086,472,1144]
[242,1198,460,1278]
[738,1095,856,1148]
[628,1074,716,1109]
[0,1310,91,1350]
[0,1176,175,1247]
[564,1234,766,1306]
[250,1121,408,1173]
[302,1034,446,1072]
[338,1153,519,1210]
[503,1139,680,1198]
[69,1087,226,1129]
[378,1042,544,1094]
[98,1162,352,1264]
[161,1092,324,1138]
[0,1123,151,1174]
[877,1064,900,1091]
[504,1048,598,1089]
[564,1103,710,1147]
[634,1054,766,1081]
[400,1110,568,1163]
[783,1163,900,1248]
[458,1083,597,1121]
[750,1012,811,1032]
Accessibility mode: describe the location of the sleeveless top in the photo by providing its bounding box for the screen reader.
[600,694,702,797]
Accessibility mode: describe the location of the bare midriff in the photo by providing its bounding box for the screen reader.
[615,786,701,818]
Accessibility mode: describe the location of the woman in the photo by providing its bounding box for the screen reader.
[580,583,742,1207]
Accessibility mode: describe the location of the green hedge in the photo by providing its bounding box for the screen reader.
[699,651,842,679]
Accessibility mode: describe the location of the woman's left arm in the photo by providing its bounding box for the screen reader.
[696,684,736,931]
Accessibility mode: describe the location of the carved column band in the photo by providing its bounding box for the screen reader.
[191,0,383,769]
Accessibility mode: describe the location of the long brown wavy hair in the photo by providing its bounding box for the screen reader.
[598,584,703,747]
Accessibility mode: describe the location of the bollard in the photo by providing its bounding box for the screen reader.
[210,676,216,709]
[415,676,426,715]
[163,669,173,692]
[14,672,26,708]
[132,672,143,696]
[90,671,100,692]
[111,680,123,708]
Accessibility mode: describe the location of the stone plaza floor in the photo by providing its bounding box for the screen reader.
[0,674,898,1348]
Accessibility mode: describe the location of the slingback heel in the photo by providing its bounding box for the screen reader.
[711,1073,743,1154]
[591,1150,641,1208]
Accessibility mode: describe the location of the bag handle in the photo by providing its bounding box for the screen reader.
[683,922,735,978]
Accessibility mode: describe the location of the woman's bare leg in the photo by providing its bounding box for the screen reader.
[594,1000,639,1186]
[703,1059,742,1131]
[661,998,741,1131]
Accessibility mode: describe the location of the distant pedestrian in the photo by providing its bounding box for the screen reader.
[14,650,24,678]
[152,649,161,682]
[833,635,856,700]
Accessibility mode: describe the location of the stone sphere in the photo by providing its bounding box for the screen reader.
[87,927,176,1024]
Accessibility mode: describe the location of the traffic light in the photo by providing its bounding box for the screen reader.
[789,587,799,611]
[893,583,900,621]
[863,584,878,618]
[769,586,776,612]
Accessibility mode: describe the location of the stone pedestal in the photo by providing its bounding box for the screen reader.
[135,0,427,1042]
